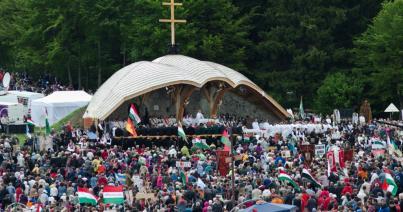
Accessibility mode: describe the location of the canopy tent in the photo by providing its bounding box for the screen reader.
[239,202,297,212]
[384,103,400,120]
[31,91,92,127]
[385,103,399,113]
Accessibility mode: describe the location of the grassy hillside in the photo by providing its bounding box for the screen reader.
[51,107,86,131]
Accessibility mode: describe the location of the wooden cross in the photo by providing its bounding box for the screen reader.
[159,0,186,46]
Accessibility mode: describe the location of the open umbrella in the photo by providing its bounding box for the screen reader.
[239,202,298,212]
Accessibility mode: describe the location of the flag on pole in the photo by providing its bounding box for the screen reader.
[27,118,35,126]
[382,173,398,196]
[387,136,402,157]
[197,178,206,189]
[35,203,44,212]
[103,185,124,204]
[180,170,188,186]
[221,129,231,151]
[194,137,210,150]
[302,168,322,188]
[327,151,336,176]
[178,126,187,143]
[299,96,305,119]
[78,187,98,205]
[125,117,137,137]
[339,149,345,169]
[45,108,51,135]
[115,173,126,185]
[278,173,300,191]
[277,167,288,174]
[129,104,141,126]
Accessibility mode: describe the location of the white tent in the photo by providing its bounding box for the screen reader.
[384,103,400,120]
[31,91,92,127]
[7,91,44,116]
[384,103,399,113]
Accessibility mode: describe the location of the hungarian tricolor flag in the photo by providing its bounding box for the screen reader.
[382,173,398,196]
[180,170,188,186]
[27,118,35,126]
[178,126,187,142]
[125,117,137,137]
[26,118,35,136]
[387,136,402,157]
[194,137,210,150]
[78,187,98,205]
[221,129,231,151]
[302,168,322,188]
[278,173,300,191]
[35,203,44,212]
[103,185,124,204]
[129,104,141,126]
[277,167,288,174]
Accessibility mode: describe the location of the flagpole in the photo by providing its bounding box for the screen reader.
[231,134,235,203]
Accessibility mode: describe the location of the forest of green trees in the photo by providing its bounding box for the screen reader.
[0,0,402,115]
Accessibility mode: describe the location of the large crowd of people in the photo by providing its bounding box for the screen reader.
[0,116,401,212]
[0,69,92,95]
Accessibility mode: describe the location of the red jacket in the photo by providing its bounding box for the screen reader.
[16,187,22,202]
[341,185,353,195]
[319,190,330,199]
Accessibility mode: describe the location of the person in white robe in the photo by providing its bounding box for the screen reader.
[195,110,205,125]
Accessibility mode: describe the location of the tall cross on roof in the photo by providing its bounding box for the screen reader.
[159,0,186,47]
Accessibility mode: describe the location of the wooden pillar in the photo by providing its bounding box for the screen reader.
[211,88,231,118]
[201,82,231,118]
[173,85,196,122]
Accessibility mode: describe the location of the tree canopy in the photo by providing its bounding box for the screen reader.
[0,0,400,115]
[353,0,403,114]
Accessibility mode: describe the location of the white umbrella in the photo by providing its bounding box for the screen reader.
[384,103,399,119]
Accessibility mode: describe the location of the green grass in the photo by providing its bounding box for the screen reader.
[51,107,86,131]
[16,134,27,146]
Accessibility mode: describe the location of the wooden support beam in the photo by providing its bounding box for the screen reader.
[176,85,196,122]
[211,87,231,118]
[172,85,196,122]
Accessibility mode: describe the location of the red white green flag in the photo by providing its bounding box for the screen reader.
[382,173,398,196]
[178,126,187,142]
[103,185,124,204]
[129,104,141,126]
[221,129,231,151]
[78,187,98,205]
[278,173,300,191]
[194,137,209,150]
[27,118,35,126]
[35,203,44,212]
[302,168,322,188]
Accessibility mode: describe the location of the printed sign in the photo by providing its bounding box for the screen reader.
[136,192,156,200]
[315,144,326,158]
[132,175,144,191]
[176,161,191,168]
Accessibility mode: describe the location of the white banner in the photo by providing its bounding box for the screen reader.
[176,161,191,168]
